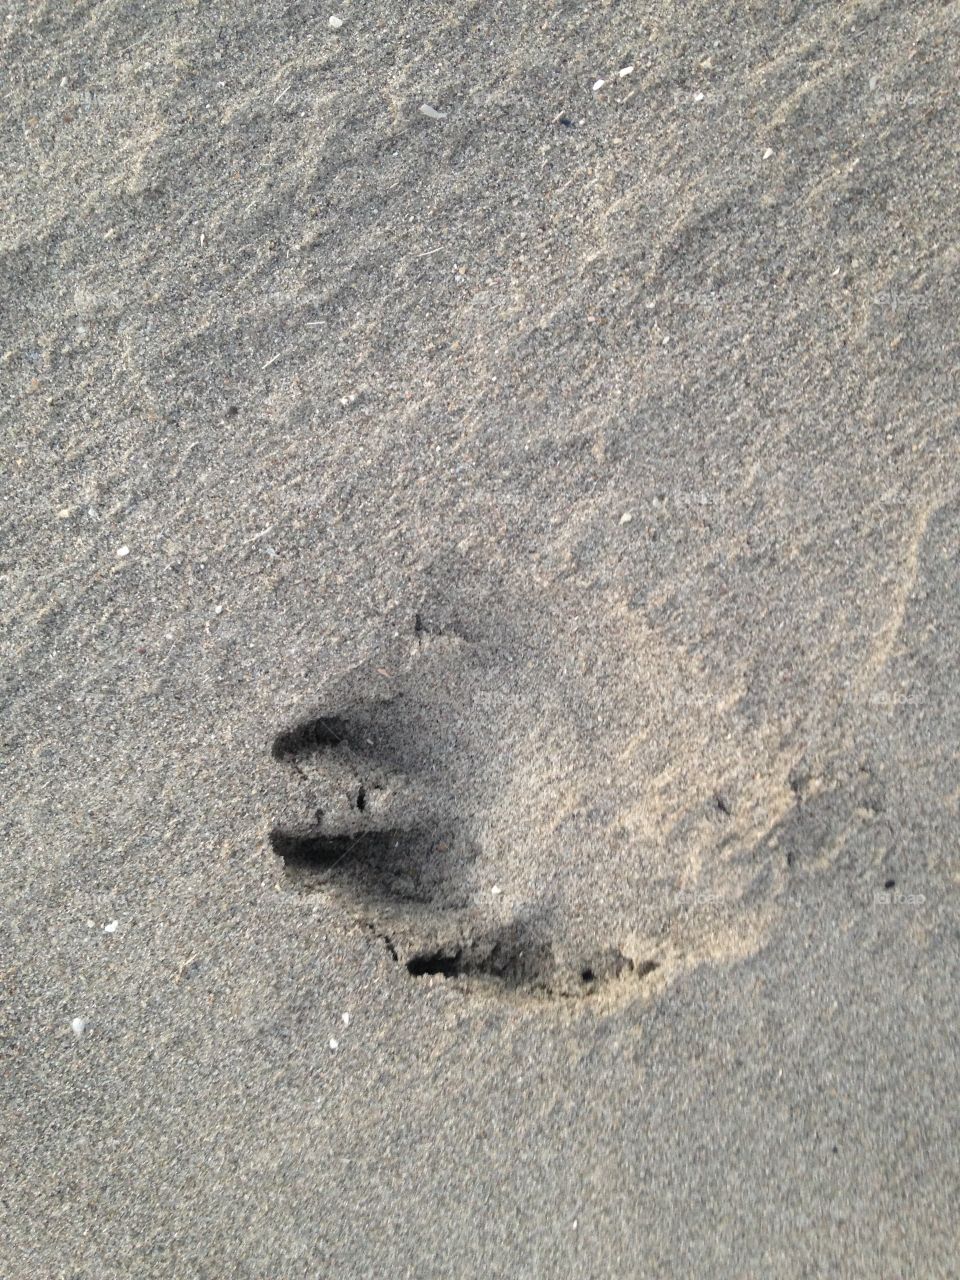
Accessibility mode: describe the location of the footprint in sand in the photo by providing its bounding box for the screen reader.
[269,622,657,1000]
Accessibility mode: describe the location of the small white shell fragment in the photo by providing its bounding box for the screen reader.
[693,92,704,102]
[116,545,130,558]
[618,66,634,78]
[329,1038,339,1051]
[419,104,446,119]
[592,79,605,92]
[328,14,343,27]
[71,1017,87,1036]
[341,1012,351,1026]
[103,920,118,933]
[763,147,774,159]
[620,512,634,525]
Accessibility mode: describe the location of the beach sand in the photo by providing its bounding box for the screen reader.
[2,0,958,1273]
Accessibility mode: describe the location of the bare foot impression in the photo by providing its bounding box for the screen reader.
[269,623,658,1001]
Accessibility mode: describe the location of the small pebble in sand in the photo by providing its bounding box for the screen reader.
[620,512,634,525]
[592,79,605,92]
[71,1017,87,1036]
[329,1038,339,1051]
[618,66,634,78]
[103,920,118,933]
[328,14,343,28]
[763,147,774,160]
[419,103,446,120]
[693,92,705,102]
[116,545,130,558]
[342,1012,351,1026]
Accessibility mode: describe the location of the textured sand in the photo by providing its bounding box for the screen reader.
[2,0,959,1274]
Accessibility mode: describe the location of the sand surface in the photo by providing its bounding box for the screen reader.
[2,0,959,1274]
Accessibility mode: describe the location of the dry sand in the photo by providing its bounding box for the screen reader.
[2,0,959,1274]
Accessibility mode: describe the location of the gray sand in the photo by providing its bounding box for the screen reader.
[2,0,958,1274]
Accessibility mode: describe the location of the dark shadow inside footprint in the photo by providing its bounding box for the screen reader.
[272,707,418,774]
[403,922,659,996]
[271,716,354,760]
[404,919,552,988]
[270,825,463,905]
[407,948,465,978]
